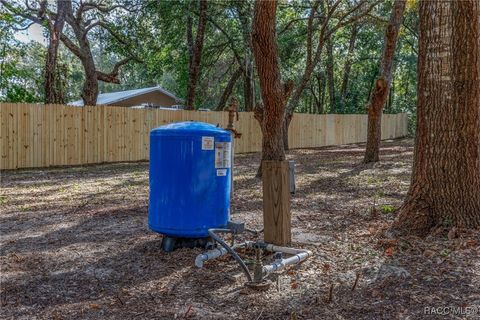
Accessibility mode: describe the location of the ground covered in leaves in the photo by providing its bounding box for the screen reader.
[1,139,479,320]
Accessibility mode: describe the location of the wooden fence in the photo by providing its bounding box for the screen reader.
[0,103,408,170]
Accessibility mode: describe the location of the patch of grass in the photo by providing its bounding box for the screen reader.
[366,176,381,184]
[440,249,450,257]
[0,196,7,205]
[380,204,396,214]
[443,217,453,227]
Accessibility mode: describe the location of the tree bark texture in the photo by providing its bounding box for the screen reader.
[394,0,480,234]
[364,0,406,163]
[252,0,287,162]
[186,0,208,110]
[44,0,67,104]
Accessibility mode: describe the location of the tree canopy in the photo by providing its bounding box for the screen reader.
[1,0,418,120]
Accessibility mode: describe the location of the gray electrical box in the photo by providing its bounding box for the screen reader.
[288,160,296,194]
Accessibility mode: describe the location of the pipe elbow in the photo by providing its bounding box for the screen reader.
[195,254,207,268]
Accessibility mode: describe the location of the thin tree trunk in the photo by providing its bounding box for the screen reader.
[364,0,406,163]
[393,0,480,235]
[252,0,292,245]
[44,0,67,104]
[326,37,336,113]
[216,66,242,111]
[340,24,359,111]
[237,4,255,112]
[252,1,287,161]
[185,0,208,110]
[243,60,255,111]
[317,72,326,114]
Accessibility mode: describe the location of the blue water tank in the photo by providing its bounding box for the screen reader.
[148,121,232,238]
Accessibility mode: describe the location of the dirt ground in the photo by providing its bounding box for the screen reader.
[1,139,479,320]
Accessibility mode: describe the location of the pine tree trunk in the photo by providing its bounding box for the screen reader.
[364,0,406,163]
[393,0,480,235]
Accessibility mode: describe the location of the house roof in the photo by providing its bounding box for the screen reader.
[68,86,182,106]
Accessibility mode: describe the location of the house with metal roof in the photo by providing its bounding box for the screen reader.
[68,86,183,108]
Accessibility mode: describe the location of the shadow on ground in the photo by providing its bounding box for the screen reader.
[1,138,478,319]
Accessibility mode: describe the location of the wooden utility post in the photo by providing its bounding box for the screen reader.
[262,161,291,245]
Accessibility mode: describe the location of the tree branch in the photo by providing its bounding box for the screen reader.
[96,57,134,83]
[60,34,83,59]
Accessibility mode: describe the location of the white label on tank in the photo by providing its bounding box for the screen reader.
[202,136,214,150]
[216,169,227,176]
[215,142,231,168]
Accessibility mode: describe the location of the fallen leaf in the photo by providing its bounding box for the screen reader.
[448,227,457,240]
[385,246,395,257]
[423,249,435,258]
[291,281,299,290]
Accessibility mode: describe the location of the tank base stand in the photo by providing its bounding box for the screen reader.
[161,236,212,252]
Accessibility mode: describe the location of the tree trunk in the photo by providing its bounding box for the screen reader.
[59,0,134,106]
[364,0,406,163]
[243,60,255,111]
[339,24,359,111]
[393,0,480,235]
[252,1,287,162]
[236,1,255,112]
[326,37,336,113]
[81,58,99,106]
[185,0,208,110]
[216,66,242,111]
[44,0,67,104]
[317,72,326,114]
[252,0,291,245]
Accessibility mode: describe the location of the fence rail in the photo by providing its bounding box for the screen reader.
[0,103,408,170]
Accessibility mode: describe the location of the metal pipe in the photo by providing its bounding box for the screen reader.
[208,229,253,282]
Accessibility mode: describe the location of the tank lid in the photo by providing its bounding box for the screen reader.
[151,121,230,136]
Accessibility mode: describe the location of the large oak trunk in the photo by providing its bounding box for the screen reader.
[393,0,480,235]
[364,0,406,163]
